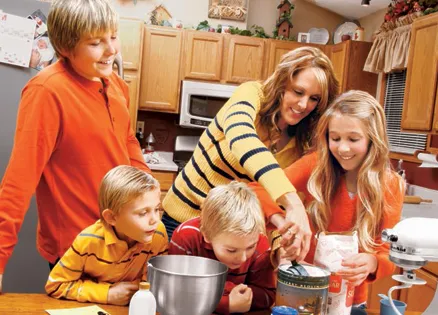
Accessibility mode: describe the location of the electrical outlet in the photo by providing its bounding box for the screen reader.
[136,121,145,133]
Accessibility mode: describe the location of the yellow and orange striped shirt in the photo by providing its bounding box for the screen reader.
[45,220,168,304]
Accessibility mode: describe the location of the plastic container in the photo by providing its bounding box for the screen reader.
[271,305,298,315]
[129,282,156,315]
[380,298,407,315]
[276,263,330,315]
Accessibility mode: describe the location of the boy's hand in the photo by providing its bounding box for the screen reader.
[337,253,378,287]
[0,274,3,293]
[107,281,139,305]
[229,284,253,313]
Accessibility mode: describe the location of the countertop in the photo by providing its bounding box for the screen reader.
[0,294,270,315]
[143,151,178,172]
[402,185,438,220]
[0,294,424,315]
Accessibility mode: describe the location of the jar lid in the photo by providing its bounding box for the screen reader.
[271,306,298,315]
[278,263,330,288]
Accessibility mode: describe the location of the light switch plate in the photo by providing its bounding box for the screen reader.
[136,121,145,133]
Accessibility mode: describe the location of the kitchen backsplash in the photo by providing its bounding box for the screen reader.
[137,111,202,152]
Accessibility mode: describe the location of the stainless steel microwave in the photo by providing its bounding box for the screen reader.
[179,80,237,129]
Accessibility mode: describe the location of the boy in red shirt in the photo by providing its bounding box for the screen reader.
[169,181,275,315]
[0,0,149,291]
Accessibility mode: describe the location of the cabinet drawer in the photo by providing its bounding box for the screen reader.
[151,171,176,191]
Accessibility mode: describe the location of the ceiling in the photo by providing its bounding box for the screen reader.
[305,0,391,20]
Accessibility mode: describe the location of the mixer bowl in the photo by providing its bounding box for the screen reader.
[147,255,228,315]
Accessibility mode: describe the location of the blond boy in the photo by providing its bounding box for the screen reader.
[45,166,167,305]
[169,182,275,315]
[0,0,149,292]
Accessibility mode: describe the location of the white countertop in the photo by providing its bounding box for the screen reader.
[401,185,438,220]
[143,151,178,172]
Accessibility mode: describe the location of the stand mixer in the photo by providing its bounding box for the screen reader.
[382,217,438,315]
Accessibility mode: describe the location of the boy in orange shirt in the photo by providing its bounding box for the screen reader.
[46,166,167,305]
[0,0,149,291]
[169,182,275,315]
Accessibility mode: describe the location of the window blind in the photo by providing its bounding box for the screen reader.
[384,70,427,154]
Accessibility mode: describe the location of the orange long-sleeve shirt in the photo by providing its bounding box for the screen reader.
[249,152,404,304]
[0,60,149,272]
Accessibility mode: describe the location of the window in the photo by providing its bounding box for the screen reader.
[384,70,427,154]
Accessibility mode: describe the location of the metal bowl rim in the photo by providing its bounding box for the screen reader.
[148,263,228,278]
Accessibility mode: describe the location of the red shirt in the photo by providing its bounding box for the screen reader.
[169,217,276,315]
[0,60,149,272]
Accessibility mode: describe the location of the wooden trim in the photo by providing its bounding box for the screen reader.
[379,73,387,105]
[389,152,421,163]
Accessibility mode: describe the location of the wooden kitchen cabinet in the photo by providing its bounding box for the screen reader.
[224,36,267,84]
[399,268,437,312]
[139,26,183,113]
[151,170,176,202]
[184,31,224,81]
[326,40,378,95]
[183,31,268,84]
[367,267,401,311]
[267,40,303,75]
[119,18,144,131]
[401,13,438,132]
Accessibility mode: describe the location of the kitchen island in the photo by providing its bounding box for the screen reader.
[0,293,423,315]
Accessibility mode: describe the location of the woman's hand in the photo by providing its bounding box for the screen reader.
[337,253,378,287]
[272,192,311,262]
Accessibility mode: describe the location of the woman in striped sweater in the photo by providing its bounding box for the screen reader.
[162,46,339,260]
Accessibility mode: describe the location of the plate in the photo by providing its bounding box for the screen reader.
[308,28,329,45]
[333,21,359,44]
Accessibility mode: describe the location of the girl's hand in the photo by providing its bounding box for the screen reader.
[337,253,378,287]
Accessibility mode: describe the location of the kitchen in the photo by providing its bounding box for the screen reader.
[1,0,438,314]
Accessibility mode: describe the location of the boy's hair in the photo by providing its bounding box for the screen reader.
[47,0,119,57]
[307,90,397,253]
[200,181,265,241]
[98,166,159,220]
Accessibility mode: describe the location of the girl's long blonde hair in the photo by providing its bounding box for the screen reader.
[307,90,398,252]
[260,46,339,156]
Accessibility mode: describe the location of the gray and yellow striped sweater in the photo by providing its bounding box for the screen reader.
[163,81,299,223]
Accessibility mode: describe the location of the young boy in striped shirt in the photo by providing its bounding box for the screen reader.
[169,181,275,315]
[45,166,168,306]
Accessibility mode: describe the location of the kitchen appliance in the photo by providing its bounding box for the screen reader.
[0,0,53,293]
[276,263,330,314]
[173,135,201,174]
[147,255,228,315]
[113,52,124,79]
[382,217,438,314]
[179,80,237,129]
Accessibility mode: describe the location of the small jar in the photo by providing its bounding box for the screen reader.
[271,305,298,315]
[354,26,364,41]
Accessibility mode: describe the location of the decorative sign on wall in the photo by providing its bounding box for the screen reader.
[208,0,248,22]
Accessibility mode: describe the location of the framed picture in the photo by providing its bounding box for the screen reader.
[208,0,248,21]
[298,32,310,43]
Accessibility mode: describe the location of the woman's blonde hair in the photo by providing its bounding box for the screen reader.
[99,166,159,220]
[260,46,339,156]
[307,90,400,252]
[200,181,265,241]
[47,0,118,57]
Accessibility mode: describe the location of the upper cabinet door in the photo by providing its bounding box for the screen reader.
[184,31,224,81]
[225,36,266,84]
[328,41,348,92]
[123,73,139,131]
[267,40,302,75]
[402,13,438,131]
[139,27,183,113]
[119,19,144,70]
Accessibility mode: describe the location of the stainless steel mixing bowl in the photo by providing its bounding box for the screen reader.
[147,255,228,315]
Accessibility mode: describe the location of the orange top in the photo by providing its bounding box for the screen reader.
[249,152,404,304]
[0,60,149,272]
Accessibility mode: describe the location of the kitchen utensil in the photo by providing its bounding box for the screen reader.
[147,255,228,315]
[403,195,433,204]
[379,293,389,300]
[333,21,359,44]
[276,263,330,315]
